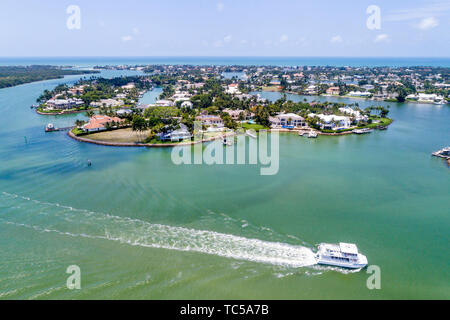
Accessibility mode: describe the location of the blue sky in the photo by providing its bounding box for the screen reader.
[0,0,449,57]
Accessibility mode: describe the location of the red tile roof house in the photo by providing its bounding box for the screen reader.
[83,115,124,132]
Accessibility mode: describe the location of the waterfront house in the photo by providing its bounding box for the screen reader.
[46,98,84,110]
[347,91,372,98]
[157,124,192,142]
[338,107,368,122]
[305,85,317,95]
[406,93,445,104]
[90,98,123,108]
[270,113,306,128]
[308,113,352,130]
[195,115,224,127]
[326,86,340,95]
[83,115,124,132]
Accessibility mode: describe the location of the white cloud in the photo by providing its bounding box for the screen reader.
[374,34,389,43]
[121,35,132,42]
[386,2,450,22]
[416,17,439,30]
[217,2,224,12]
[98,21,105,28]
[214,35,232,47]
[279,34,288,43]
[330,35,343,43]
[132,27,140,35]
[240,39,248,45]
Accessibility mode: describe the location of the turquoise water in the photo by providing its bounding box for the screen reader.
[0,66,449,299]
[139,87,163,104]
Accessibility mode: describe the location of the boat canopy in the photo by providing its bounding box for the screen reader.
[339,242,358,254]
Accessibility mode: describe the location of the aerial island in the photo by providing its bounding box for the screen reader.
[0,65,98,89]
[35,64,449,146]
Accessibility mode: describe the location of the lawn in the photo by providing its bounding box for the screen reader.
[239,123,269,132]
[83,128,151,143]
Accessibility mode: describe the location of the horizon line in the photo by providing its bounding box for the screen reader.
[0,55,449,59]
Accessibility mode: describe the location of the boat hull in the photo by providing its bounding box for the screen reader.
[317,260,368,269]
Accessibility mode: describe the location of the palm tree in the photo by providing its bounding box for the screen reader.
[75,120,85,128]
[85,110,95,118]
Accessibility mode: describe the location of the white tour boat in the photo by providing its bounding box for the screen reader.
[315,242,368,269]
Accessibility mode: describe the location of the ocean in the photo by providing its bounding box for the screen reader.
[1,56,450,67]
[0,58,449,299]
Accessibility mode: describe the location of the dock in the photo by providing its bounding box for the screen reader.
[45,124,75,132]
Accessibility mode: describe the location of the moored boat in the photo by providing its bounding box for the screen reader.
[245,130,257,139]
[352,128,373,134]
[45,123,57,132]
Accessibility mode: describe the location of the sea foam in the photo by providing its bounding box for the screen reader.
[0,192,317,268]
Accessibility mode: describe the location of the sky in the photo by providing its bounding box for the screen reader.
[0,0,449,57]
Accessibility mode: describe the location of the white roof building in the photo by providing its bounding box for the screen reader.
[338,107,368,122]
[308,113,352,129]
[155,100,174,107]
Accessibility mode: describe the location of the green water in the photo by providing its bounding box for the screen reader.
[0,71,449,299]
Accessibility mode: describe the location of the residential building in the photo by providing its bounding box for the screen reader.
[270,113,306,128]
[83,115,124,132]
[326,86,340,95]
[195,115,224,127]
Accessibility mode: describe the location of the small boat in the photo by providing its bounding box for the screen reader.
[434,99,447,105]
[316,242,368,269]
[45,123,58,132]
[352,128,373,134]
[307,131,318,138]
[245,130,257,139]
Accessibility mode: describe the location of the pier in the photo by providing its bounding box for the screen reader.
[45,124,75,132]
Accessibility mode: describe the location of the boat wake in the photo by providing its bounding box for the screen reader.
[0,192,317,268]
